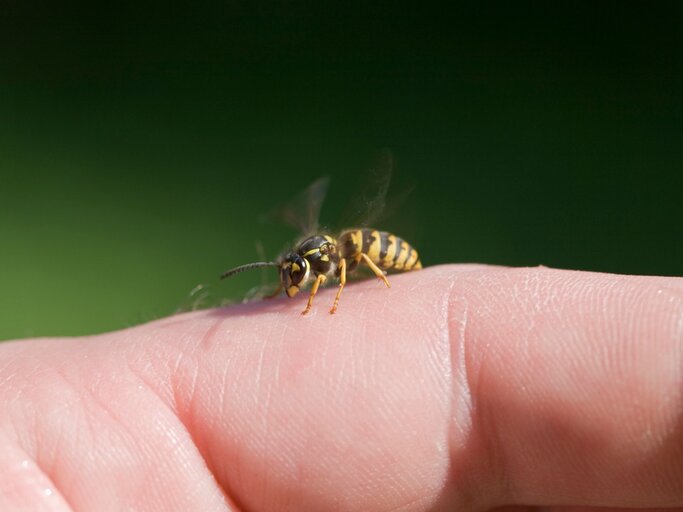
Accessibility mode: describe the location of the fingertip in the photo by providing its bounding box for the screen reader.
[449,266,683,506]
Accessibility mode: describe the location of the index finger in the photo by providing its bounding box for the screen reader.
[2,265,682,511]
[159,265,683,509]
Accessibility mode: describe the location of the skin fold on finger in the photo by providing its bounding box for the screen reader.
[0,430,74,512]
[0,265,681,512]
[0,336,233,512]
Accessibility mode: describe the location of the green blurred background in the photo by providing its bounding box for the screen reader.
[1,3,681,340]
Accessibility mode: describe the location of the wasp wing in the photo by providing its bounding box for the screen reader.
[176,283,236,312]
[337,149,415,231]
[260,176,330,238]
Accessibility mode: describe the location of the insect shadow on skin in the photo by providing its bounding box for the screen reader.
[220,154,423,316]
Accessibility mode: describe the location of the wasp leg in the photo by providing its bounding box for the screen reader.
[302,274,326,315]
[329,258,347,314]
[360,253,390,288]
[264,283,283,299]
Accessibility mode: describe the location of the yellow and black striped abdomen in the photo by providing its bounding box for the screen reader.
[338,228,422,272]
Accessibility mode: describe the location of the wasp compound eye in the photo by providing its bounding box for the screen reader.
[279,254,306,298]
[288,256,308,285]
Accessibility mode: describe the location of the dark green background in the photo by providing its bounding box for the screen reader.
[1,3,681,340]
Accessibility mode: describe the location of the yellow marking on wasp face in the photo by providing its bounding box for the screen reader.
[382,235,398,267]
[366,230,381,262]
[324,235,336,244]
[405,249,419,270]
[287,285,300,297]
[291,262,301,273]
[394,242,410,270]
[320,254,329,262]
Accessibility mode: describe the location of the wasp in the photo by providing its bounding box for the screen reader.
[220,159,422,315]
[220,228,422,315]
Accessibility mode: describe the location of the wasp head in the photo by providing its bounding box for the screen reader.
[280,252,309,297]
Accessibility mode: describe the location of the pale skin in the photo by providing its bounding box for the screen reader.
[1,265,682,512]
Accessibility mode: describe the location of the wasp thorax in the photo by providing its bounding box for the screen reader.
[280,253,309,297]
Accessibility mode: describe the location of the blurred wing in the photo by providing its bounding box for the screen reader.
[260,176,330,237]
[242,283,282,303]
[175,283,235,312]
[178,277,282,312]
[338,149,403,229]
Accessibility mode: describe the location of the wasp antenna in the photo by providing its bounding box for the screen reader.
[220,261,279,280]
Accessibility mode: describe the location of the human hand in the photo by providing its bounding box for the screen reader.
[1,265,681,511]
